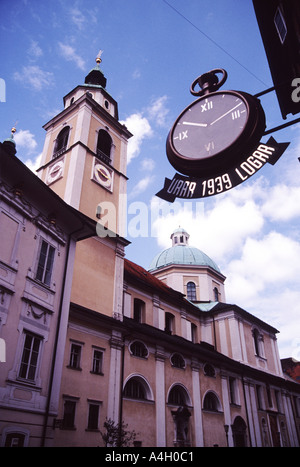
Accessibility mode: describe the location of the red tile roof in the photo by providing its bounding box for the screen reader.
[124,258,184,301]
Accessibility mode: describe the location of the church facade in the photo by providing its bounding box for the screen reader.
[0,59,299,447]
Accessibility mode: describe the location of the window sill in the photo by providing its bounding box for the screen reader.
[230,403,241,408]
[90,371,104,376]
[67,365,82,371]
[7,377,42,391]
[123,397,154,404]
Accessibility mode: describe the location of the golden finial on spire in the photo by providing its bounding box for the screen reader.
[96,49,103,64]
[11,120,17,137]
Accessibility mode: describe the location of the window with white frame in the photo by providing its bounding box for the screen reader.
[168,385,189,406]
[18,331,42,382]
[123,378,147,400]
[203,391,221,412]
[213,287,219,302]
[186,282,196,301]
[129,340,148,359]
[252,327,265,358]
[91,348,104,374]
[53,126,70,159]
[35,239,55,287]
[170,353,185,369]
[96,129,112,164]
[68,342,82,370]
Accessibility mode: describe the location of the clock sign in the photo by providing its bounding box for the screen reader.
[157,69,289,201]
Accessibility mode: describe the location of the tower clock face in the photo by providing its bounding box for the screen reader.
[166,91,266,177]
[46,160,64,184]
[93,161,113,191]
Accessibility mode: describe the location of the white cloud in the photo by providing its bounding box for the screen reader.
[14,129,38,154]
[262,184,300,221]
[226,232,300,302]
[120,96,169,164]
[120,113,153,163]
[129,175,155,199]
[58,42,86,70]
[27,40,43,60]
[151,184,265,262]
[140,158,156,172]
[14,65,54,91]
[24,153,42,173]
[147,95,169,127]
[69,7,86,30]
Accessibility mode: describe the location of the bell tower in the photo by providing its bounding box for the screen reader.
[37,54,131,319]
[37,52,132,237]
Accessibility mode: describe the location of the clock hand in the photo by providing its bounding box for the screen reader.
[97,167,109,180]
[210,102,243,126]
[182,121,207,127]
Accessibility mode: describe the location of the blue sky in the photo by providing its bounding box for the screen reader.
[1,0,300,359]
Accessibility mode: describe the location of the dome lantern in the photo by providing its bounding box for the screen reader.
[149,228,221,274]
[171,227,190,246]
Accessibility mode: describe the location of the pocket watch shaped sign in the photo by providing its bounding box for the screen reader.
[157,69,289,202]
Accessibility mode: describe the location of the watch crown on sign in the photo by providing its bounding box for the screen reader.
[190,68,228,97]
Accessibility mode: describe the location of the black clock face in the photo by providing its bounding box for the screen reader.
[171,92,249,160]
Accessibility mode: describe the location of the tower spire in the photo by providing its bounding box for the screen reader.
[85,51,107,88]
[3,125,17,155]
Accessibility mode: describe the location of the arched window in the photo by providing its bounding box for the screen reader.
[97,129,112,164]
[168,385,190,406]
[123,376,153,401]
[123,378,146,400]
[213,287,219,301]
[129,340,148,359]
[203,391,221,412]
[170,353,185,369]
[53,126,70,158]
[186,282,196,301]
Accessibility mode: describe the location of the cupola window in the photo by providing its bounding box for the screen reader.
[186,282,196,301]
[97,129,112,164]
[53,126,70,159]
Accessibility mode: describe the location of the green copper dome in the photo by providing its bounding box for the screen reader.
[149,228,221,273]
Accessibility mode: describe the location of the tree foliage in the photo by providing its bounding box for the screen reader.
[100,418,138,447]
